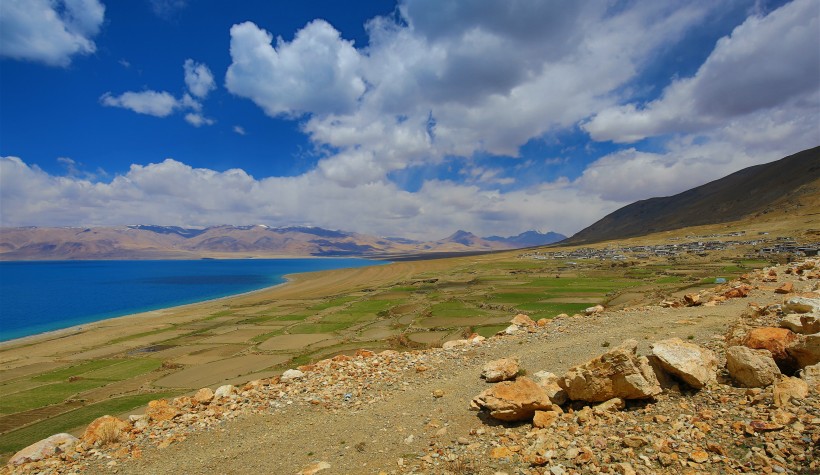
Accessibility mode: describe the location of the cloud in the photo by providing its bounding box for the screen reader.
[226,20,366,116]
[0,0,105,67]
[583,0,820,143]
[100,90,180,117]
[183,59,216,99]
[150,0,187,20]
[101,59,216,125]
[225,1,715,187]
[184,113,215,127]
[233,125,246,135]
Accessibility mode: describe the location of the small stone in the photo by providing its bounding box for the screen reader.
[689,450,709,463]
[490,446,515,459]
[614,462,636,475]
[532,410,560,428]
[510,313,536,327]
[432,389,445,398]
[457,437,470,445]
[298,461,331,475]
[585,305,604,315]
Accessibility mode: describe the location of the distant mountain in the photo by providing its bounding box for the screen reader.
[566,146,820,245]
[485,230,566,247]
[0,225,565,260]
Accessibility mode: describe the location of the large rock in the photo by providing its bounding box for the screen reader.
[743,327,798,368]
[558,340,661,402]
[533,371,568,405]
[81,415,130,446]
[8,433,78,466]
[726,346,781,388]
[773,376,809,407]
[214,384,235,398]
[651,338,718,389]
[470,377,556,421]
[784,297,820,314]
[787,334,820,368]
[193,387,214,405]
[585,305,604,315]
[481,358,520,383]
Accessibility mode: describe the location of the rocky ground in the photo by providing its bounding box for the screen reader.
[5,259,820,475]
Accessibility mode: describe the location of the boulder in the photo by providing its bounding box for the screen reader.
[743,327,798,368]
[193,387,214,405]
[145,399,181,422]
[585,305,604,315]
[784,297,820,314]
[683,294,700,306]
[470,377,556,421]
[651,338,718,389]
[558,340,662,402]
[510,313,536,327]
[9,433,78,466]
[594,397,625,414]
[725,346,780,388]
[533,371,568,405]
[280,369,305,383]
[481,357,520,383]
[772,376,809,407]
[786,333,820,368]
[81,415,130,447]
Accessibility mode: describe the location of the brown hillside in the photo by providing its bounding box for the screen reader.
[566,146,820,245]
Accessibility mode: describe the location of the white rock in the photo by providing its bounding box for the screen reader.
[726,345,781,388]
[280,369,305,382]
[9,433,78,466]
[214,384,235,399]
[651,338,718,389]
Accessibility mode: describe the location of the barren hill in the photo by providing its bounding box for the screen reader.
[566,146,820,245]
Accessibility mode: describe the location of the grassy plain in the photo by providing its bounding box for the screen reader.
[2,215,810,461]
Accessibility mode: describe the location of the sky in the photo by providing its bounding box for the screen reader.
[0,0,818,240]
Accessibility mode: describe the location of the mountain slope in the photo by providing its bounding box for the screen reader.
[485,230,566,247]
[566,146,820,245]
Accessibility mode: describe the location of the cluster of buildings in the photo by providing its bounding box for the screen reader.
[521,232,819,262]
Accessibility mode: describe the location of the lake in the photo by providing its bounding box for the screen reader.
[0,258,379,342]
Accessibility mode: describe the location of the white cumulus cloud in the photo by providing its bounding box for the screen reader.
[0,0,105,67]
[183,59,216,99]
[226,20,366,117]
[100,90,180,117]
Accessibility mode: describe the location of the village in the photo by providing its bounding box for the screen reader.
[521,231,820,262]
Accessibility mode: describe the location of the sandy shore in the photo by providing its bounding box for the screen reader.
[0,257,464,372]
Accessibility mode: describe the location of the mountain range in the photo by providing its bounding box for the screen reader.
[0,226,566,260]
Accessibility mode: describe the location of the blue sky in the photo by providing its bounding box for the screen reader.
[1,0,818,239]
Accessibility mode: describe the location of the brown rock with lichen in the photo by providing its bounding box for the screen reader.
[81,415,130,447]
[471,377,555,421]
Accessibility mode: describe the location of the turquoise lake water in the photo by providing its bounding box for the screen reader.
[0,258,378,342]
